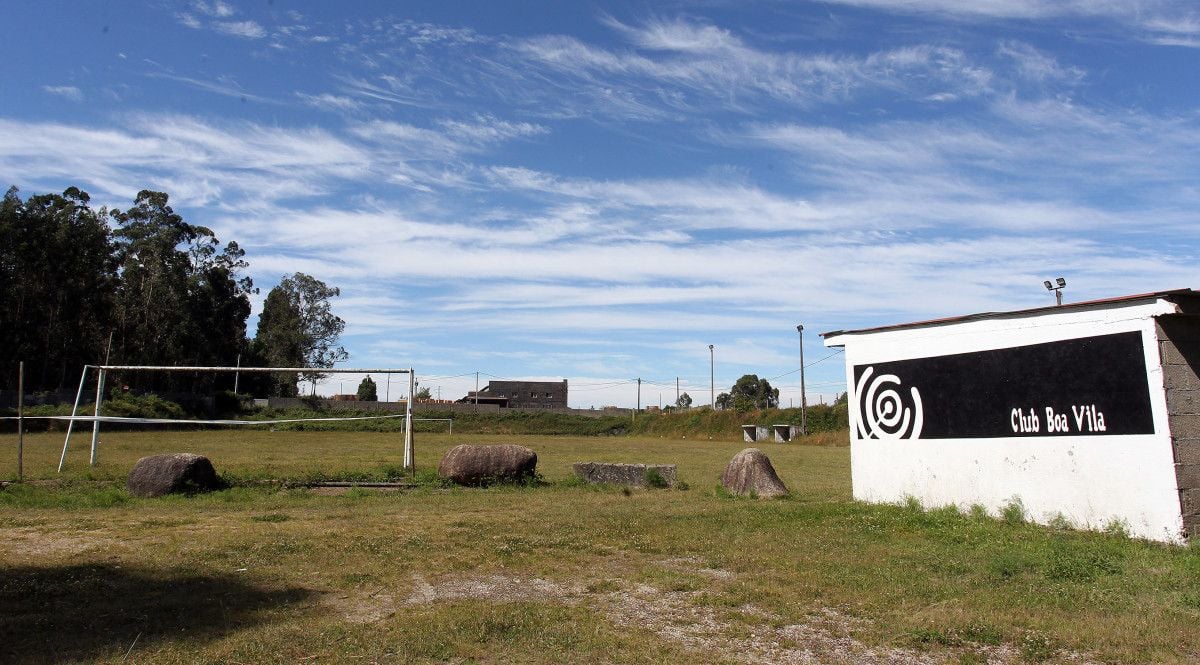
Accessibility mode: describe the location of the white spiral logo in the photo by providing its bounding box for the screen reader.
[855,366,924,440]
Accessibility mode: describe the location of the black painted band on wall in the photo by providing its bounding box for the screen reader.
[852,331,1155,439]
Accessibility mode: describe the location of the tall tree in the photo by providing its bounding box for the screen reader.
[676,392,693,409]
[110,190,253,391]
[729,374,779,411]
[252,272,348,396]
[0,186,117,391]
[357,375,378,401]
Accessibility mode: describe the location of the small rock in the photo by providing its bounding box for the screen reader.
[721,448,788,498]
[438,444,538,485]
[126,453,222,498]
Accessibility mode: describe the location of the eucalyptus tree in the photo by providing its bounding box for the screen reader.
[0,186,116,391]
[253,272,348,396]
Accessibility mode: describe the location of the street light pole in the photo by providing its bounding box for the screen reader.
[708,344,715,408]
[797,325,807,436]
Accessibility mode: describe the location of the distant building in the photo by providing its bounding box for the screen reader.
[459,379,568,409]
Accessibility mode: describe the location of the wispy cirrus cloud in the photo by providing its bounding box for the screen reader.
[296,92,361,112]
[817,0,1200,47]
[996,41,1084,83]
[509,19,994,116]
[328,16,998,120]
[0,111,549,209]
[214,20,266,39]
[0,114,368,206]
[192,1,235,19]
[146,72,277,104]
[177,1,271,41]
[42,85,83,101]
[352,116,546,157]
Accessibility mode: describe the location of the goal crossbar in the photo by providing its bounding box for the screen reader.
[94,365,413,373]
[57,364,416,473]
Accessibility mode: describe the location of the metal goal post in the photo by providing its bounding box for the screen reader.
[57,365,415,472]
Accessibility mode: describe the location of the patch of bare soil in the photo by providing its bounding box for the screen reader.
[3,526,118,558]
[322,587,398,624]
[656,555,736,581]
[406,573,585,605]
[332,560,1095,664]
[597,585,941,665]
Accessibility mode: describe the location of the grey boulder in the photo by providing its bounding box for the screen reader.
[438,444,538,485]
[126,453,222,497]
[721,448,788,498]
[573,462,676,488]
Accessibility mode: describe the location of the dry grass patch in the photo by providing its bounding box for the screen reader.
[3,431,1200,663]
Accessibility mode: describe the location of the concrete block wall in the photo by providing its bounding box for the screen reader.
[1158,315,1200,537]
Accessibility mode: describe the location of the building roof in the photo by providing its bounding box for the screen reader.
[822,288,1199,339]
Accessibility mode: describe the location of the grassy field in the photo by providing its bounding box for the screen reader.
[3,429,1200,663]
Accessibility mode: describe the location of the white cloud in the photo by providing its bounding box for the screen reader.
[42,85,83,101]
[350,116,546,159]
[296,92,361,112]
[215,20,266,39]
[332,16,1000,120]
[996,41,1084,83]
[511,26,996,115]
[147,72,276,104]
[815,0,1171,21]
[0,115,370,208]
[193,1,236,18]
[818,0,1200,47]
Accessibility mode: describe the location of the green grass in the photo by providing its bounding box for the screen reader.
[3,430,1200,663]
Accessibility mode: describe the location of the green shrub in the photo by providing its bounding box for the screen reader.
[644,468,669,489]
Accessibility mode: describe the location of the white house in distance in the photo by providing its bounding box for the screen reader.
[822,289,1200,544]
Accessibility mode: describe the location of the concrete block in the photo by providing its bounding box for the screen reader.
[1168,389,1200,415]
[1160,341,1191,366]
[1181,488,1200,516]
[1170,415,1200,439]
[1164,365,1200,391]
[1173,439,1200,465]
[572,462,677,487]
[1177,464,1200,490]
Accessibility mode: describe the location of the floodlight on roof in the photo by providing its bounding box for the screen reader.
[1044,276,1067,306]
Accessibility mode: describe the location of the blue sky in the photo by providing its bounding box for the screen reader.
[2,1,1198,407]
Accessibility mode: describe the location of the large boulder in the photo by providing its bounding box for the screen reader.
[126,453,222,498]
[438,444,538,485]
[573,462,677,488]
[721,448,788,498]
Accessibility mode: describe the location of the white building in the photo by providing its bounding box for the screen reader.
[823,289,1200,543]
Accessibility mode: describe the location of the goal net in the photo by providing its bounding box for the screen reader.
[53,364,416,473]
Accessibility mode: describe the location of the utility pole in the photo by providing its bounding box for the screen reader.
[797,325,808,436]
[676,377,679,409]
[637,378,641,412]
[709,344,715,408]
[475,371,479,412]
